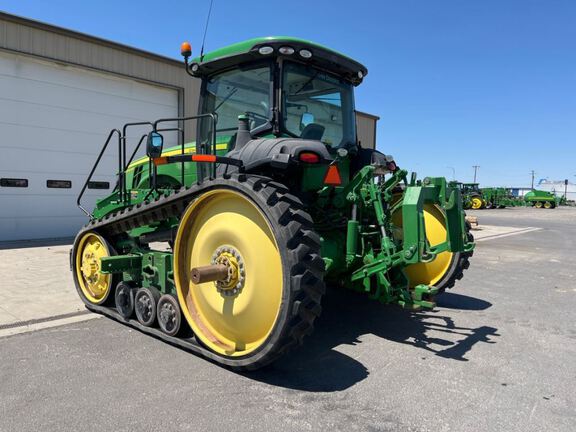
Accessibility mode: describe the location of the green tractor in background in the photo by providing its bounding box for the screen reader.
[452,182,486,209]
[72,37,474,370]
[524,189,559,209]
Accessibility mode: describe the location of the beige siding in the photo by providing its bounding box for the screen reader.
[356,111,379,150]
[0,12,200,141]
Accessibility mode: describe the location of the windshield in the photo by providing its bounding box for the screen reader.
[282,62,356,148]
[200,64,272,145]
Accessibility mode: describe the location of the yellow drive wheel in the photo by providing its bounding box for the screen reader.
[392,204,472,293]
[73,232,114,305]
[174,177,324,369]
[534,201,543,208]
[470,197,483,210]
[543,201,552,209]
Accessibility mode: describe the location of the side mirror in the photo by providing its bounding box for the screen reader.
[146,132,164,158]
[300,112,315,130]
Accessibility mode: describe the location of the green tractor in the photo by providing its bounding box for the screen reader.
[524,189,558,209]
[453,182,485,209]
[72,37,475,370]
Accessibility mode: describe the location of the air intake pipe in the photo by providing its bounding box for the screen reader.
[235,115,252,150]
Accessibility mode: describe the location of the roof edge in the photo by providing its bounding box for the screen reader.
[0,11,182,66]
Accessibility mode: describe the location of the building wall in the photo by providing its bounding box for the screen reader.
[356,111,379,150]
[0,12,200,141]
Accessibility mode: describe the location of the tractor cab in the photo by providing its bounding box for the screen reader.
[178,38,383,190]
[183,37,367,153]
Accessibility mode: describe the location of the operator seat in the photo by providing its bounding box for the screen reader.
[301,123,325,141]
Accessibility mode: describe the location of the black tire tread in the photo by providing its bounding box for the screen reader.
[435,220,474,295]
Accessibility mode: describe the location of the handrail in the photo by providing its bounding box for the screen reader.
[125,134,148,169]
[77,128,121,218]
[121,122,153,202]
[77,114,218,219]
[154,113,217,180]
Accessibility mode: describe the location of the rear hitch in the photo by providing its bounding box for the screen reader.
[411,284,438,309]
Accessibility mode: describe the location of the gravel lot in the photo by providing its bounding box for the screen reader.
[1,206,575,432]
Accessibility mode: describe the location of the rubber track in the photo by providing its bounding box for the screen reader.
[73,174,325,370]
[435,221,474,294]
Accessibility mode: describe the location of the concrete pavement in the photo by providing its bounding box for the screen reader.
[1,207,575,431]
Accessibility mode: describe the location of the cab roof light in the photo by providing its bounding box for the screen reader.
[299,152,320,163]
[299,49,313,59]
[279,46,295,55]
[258,46,274,55]
[324,165,342,186]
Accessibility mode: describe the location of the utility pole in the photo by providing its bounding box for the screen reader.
[530,170,536,189]
[447,166,455,181]
[472,165,480,183]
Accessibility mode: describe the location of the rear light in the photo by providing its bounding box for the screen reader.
[324,165,342,186]
[299,152,320,163]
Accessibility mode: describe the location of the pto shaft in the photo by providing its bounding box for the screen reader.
[191,264,229,284]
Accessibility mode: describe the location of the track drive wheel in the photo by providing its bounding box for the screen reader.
[73,231,116,305]
[534,201,543,208]
[135,287,161,327]
[173,176,325,370]
[157,294,182,336]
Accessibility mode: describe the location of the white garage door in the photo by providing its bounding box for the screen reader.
[0,51,179,241]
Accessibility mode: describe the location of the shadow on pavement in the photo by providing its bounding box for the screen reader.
[0,237,73,250]
[436,292,492,310]
[248,288,498,392]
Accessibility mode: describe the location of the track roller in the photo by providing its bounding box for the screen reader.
[157,294,182,336]
[135,286,161,327]
[115,282,135,319]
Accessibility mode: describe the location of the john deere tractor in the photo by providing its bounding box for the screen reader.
[461,183,486,209]
[72,37,475,370]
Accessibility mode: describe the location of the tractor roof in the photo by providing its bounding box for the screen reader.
[188,36,368,85]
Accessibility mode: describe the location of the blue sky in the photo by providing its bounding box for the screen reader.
[1,0,575,186]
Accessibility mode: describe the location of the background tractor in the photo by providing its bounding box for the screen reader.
[452,182,486,209]
[72,37,475,370]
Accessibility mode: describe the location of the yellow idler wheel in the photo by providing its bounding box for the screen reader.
[534,201,543,208]
[174,177,324,370]
[471,197,483,210]
[543,201,552,209]
[404,205,454,287]
[392,204,472,293]
[73,232,114,305]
